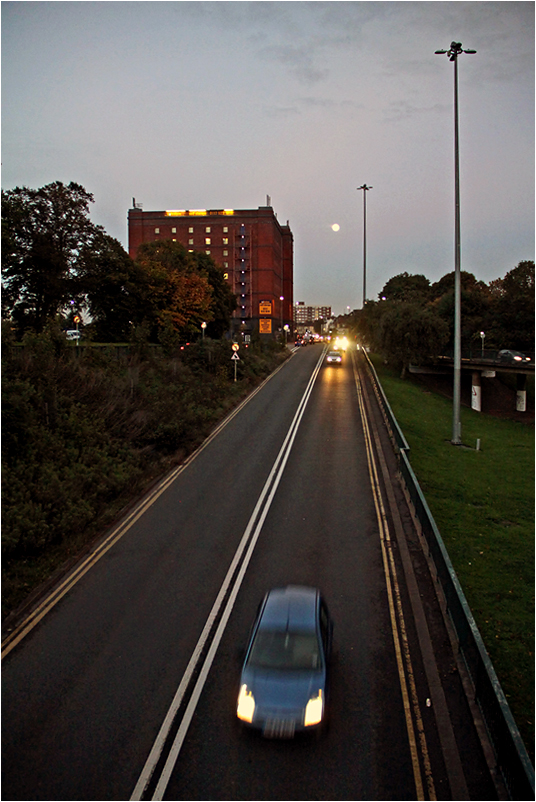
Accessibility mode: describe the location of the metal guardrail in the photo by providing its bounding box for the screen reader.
[363,350,535,801]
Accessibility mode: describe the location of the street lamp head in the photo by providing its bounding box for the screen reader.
[436,43,476,60]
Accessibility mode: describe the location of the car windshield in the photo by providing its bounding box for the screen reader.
[248,630,321,670]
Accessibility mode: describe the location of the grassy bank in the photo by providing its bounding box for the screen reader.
[2,333,290,620]
[370,355,534,757]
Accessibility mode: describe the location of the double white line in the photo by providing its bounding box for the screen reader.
[131,348,326,801]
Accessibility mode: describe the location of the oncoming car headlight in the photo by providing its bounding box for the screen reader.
[237,684,255,723]
[304,689,323,726]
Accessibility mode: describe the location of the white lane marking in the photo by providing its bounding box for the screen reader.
[131,349,326,801]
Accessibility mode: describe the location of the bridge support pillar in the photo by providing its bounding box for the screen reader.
[516,373,527,412]
[471,371,481,412]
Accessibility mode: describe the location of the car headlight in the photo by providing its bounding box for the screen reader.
[237,684,255,723]
[304,689,323,726]
[514,355,522,361]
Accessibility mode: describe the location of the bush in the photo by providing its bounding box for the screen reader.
[1,332,290,616]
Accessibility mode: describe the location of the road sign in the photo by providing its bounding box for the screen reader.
[231,353,240,361]
[232,343,239,351]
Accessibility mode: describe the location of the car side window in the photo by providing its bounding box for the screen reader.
[319,602,330,651]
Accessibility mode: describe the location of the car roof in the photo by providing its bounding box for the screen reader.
[259,586,319,633]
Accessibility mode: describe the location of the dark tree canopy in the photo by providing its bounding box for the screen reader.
[2,181,102,333]
[380,272,431,303]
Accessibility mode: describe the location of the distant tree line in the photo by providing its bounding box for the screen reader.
[343,263,534,377]
[2,181,237,342]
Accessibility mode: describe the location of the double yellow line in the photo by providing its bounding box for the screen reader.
[352,353,436,801]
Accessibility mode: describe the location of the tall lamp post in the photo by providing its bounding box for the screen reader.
[357,184,372,308]
[435,42,476,445]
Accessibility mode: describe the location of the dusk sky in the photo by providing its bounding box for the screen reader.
[2,1,534,314]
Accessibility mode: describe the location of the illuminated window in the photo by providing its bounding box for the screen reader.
[189,238,194,245]
[224,262,229,268]
[172,238,176,242]
[223,272,229,279]
[205,238,211,245]
[223,238,228,245]
[223,250,228,256]
[206,226,211,233]
[189,227,194,233]
[171,227,177,233]
[223,226,228,233]
[155,228,160,234]
[206,250,211,254]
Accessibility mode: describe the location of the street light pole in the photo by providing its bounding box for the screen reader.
[435,42,476,445]
[357,184,372,308]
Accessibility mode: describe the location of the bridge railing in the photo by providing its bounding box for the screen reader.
[362,349,535,801]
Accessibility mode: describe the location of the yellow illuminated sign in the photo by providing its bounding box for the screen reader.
[259,319,272,334]
[259,301,272,315]
[165,209,234,217]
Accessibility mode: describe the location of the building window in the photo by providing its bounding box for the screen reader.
[189,238,194,245]
[189,227,194,233]
[223,250,228,256]
[205,226,211,233]
[223,272,229,279]
[155,228,160,234]
[171,227,177,233]
[224,262,228,268]
[206,250,211,255]
[205,238,211,245]
[223,238,228,245]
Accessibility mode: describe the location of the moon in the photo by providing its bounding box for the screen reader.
[331,223,340,231]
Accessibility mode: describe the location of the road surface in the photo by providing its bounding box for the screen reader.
[2,345,496,800]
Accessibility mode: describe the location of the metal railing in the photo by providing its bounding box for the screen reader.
[363,350,534,801]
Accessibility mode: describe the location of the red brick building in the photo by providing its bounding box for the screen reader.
[128,203,293,337]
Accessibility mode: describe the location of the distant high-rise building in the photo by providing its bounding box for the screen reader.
[293,302,332,325]
[128,204,293,336]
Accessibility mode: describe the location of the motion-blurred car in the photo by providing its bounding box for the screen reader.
[236,586,332,738]
[326,351,342,364]
[497,350,531,364]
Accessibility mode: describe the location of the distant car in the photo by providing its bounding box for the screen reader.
[237,586,332,738]
[326,351,342,364]
[497,350,531,364]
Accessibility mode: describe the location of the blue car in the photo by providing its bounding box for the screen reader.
[237,586,333,738]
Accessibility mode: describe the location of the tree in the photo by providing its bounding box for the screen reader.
[193,252,237,338]
[487,261,535,351]
[379,303,450,378]
[81,233,147,342]
[2,182,103,334]
[430,271,492,351]
[380,272,431,303]
[135,240,214,337]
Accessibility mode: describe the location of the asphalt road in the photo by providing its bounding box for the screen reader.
[2,345,496,801]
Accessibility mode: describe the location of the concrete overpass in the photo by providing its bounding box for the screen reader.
[410,352,534,413]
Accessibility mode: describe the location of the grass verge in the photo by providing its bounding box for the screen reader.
[370,355,534,759]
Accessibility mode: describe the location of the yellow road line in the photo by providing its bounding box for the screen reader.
[352,353,436,801]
